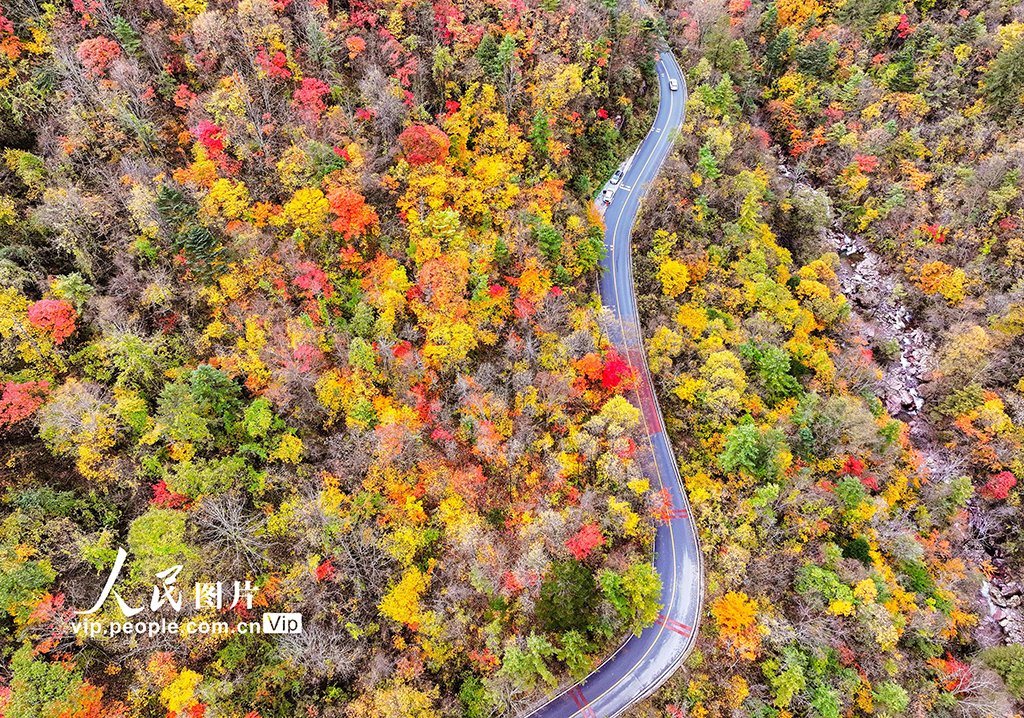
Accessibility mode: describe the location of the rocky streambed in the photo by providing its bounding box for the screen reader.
[982,580,1024,646]
[820,206,1024,651]
[827,229,938,458]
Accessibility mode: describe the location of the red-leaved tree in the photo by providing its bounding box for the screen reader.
[397,125,451,165]
[76,36,120,79]
[292,77,331,123]
[327,187,378,240]
[0,380,49,430]
[980,471,1017,500]
[27,299,76,345]
[565,523,605,560]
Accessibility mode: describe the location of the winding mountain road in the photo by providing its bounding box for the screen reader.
[523,42,703,718]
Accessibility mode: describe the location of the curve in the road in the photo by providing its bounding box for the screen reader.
[523,44,703,718]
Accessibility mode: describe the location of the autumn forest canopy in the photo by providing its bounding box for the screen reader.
[0,0,1023,715]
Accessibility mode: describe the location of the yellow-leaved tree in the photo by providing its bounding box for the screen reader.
[712,591,761,659]
[658,259,690,298]
[379,566,429,629]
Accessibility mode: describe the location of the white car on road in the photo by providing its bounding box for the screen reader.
[669,78,678,91]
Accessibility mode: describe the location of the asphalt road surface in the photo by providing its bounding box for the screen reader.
[523,44,703,718]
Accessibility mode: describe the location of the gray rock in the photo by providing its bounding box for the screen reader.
[1000,581,1022,596]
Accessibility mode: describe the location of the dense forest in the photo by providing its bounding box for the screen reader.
[623,0,1024,714]
[0,0,675,715]
[1,0,1023,716]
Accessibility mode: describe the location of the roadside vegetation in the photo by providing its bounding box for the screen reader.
[626,0,1024,714]
[0,0,670,715]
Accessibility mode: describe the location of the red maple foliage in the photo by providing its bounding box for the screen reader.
[289,345,324,372]
[327,186,378,240]
[823,106,844,123]
[76,36,120,79]
[151,480,189,509]
[565,523,605,560]
[392,340,413,358]
[174,84,197,109]
[72,0,103,26]
[397,124,451,165]
[315,560,335,582]
[0,380,49,430]
[292,261,333,299]
[852,154,878,173]
[929,652,973,694]
[194,120,224,155]
[600,350,631,390]
[980,471,1017,500]
[468,648,499,670]
[475,420,503,456]
[27,592,70,626]
[292,77,331,122]
[896,14,913,38]
[346,36,366,59]
[654,487,674,520]
[449,464,486,503]
[840,456,865,477]
[433,0,465,43]
[256,48,291,78]
[513,296,535,319]
[921,224,947,243]
[502,571,524,593]
[751,126,772,149]
[574,352,604,386]
[27,299,76,345]
[837,643,858,667]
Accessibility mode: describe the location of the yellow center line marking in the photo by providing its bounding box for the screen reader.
[527,54,695,718]
[561,59,679,717]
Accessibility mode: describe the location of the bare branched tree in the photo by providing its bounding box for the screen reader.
[276,621,365,680]
[196,492,270,575]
